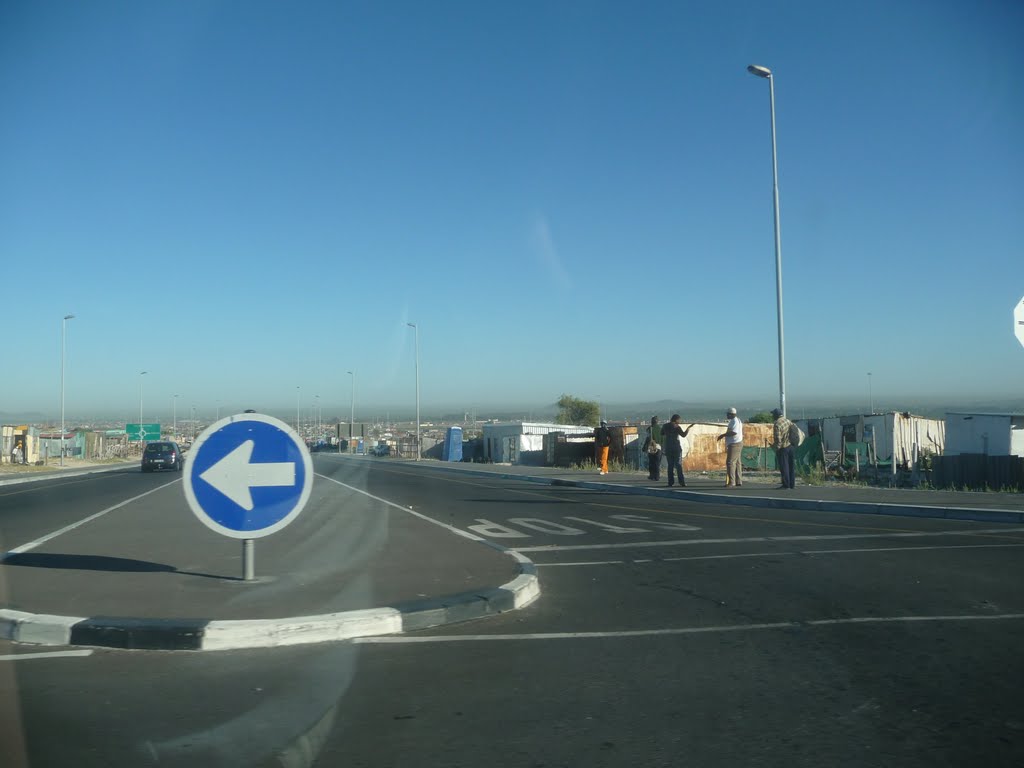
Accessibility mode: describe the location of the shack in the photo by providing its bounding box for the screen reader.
[809,412,944,467]
[482,422,593,465]
[944,413,1024,457]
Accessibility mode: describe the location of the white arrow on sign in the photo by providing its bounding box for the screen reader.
[199,439,296,511]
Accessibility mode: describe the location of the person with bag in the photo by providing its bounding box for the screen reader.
[661,414,693,488]
[771,408,796,489]
[716,407,743,487]
[642,416,662,481]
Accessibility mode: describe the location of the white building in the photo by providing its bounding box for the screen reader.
[482,422,593,464]
[944,413,1024,457]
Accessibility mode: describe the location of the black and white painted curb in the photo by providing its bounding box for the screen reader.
[401,462,1024,525]
[0,552,539,652]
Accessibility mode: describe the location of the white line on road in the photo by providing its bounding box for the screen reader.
[315,473,489,544]
[536,542,1024,566]
[353,613,1024,644]
[512,527,1023,553]
[0,650,94,661]
[1,479,180,557]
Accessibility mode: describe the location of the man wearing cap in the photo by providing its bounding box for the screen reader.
[716,407,743,487]
[594,420,612,475]
[771,408,795,489]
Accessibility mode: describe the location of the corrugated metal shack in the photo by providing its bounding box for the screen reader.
[803,412,944,468]
[933,412,1024,491]
[944,413,1024,457]
[483,422,593,465]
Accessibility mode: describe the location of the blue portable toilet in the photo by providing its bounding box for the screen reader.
[442,426,463,462]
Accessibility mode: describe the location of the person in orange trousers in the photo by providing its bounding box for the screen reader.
[594,420,612,475]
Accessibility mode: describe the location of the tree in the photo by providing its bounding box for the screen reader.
[748,411,775,424]
[555,394,600,426]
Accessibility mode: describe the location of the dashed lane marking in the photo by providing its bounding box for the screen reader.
[535,541,1024,566]
[511,527,1024,553]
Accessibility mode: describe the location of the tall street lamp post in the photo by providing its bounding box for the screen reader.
[139,371,148,427]
[406,322,420,460]
[347,371,356,453]
[868,372,874,414]
[747,63,787,417]
[172,394,179,438]
[61,314,75,466]
[296,386,301,440]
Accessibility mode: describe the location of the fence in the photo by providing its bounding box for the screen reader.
[931,454,1024,491]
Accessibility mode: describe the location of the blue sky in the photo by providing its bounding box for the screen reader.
[1,0,1022,421]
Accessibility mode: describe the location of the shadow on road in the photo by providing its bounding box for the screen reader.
[0,552,226,580]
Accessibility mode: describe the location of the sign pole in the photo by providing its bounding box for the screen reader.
[243,539,255,581]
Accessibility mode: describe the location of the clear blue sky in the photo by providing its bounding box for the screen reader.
[2,0,1022,421]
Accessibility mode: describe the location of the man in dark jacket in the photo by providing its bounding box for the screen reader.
[661,414,693,488]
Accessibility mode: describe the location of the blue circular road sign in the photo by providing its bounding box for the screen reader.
[183,413,314,539]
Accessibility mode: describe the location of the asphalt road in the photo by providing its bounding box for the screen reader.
[3,456,1024,767]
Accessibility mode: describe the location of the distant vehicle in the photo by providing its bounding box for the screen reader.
[141,441,184,472]
[372,444,390,456]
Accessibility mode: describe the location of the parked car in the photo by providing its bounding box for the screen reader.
[141,441,184,472]
[372,444,390,456]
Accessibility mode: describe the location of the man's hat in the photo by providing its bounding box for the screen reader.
[771,408,783,418]
[600,420,607,426]
[727,407,737,416]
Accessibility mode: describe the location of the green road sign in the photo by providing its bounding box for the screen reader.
[126,423,162,441]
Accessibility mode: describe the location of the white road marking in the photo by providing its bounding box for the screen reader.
[315,473,488,543]
[0,650,93,661]
[1,479,181,557]
[353,613,1024,644]
[536,542,1024,566]
[512,527,1022,553]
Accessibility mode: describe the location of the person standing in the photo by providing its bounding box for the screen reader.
[643,416,662,481]
[594,420,612,475]
[661,414,693,488]
[716,407,744,487]
[12,443,22,465]
[772,408,795,489]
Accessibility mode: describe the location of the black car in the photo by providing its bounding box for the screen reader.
[141,441,184,472]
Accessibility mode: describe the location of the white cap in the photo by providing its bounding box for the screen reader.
[727,407,737,416]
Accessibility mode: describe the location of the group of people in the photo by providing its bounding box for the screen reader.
[640,414,696,487]
[640,407,798,490]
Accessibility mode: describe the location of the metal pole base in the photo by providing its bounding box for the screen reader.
[243,539,255,581]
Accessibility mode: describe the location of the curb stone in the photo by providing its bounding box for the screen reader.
[0,546,539,652]
[0,556,538,651]
[0,462,139,488]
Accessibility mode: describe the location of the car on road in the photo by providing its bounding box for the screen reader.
[141,441,185,472]
[372,444,390,456]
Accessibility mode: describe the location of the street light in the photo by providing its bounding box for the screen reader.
[867,372,874,414]
[406,322,420,460]
[139,371,148,427]
[296,386,301,439]
[747,63,787,417]
[172,394,179,438]
[60,314,75,467]
[347,371,355,454]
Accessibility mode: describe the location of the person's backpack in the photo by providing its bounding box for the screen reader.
[788,422,805,447]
